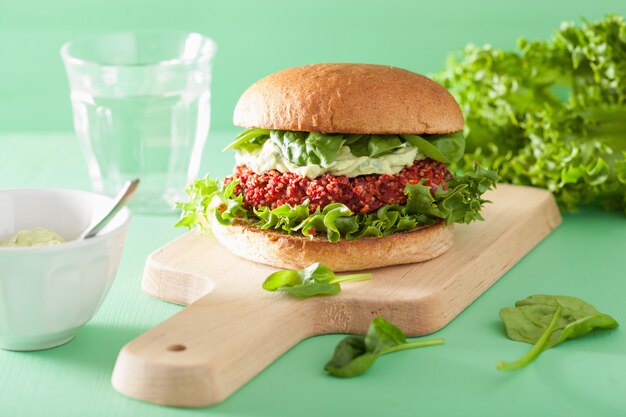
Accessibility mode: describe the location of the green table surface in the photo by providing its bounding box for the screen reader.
[0,131,625,417]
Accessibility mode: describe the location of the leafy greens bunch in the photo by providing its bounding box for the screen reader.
[498,295,618,371]
[435,15,626,213]
[176,164,498,242]
[225,128,466,165]
[324,317,444,378]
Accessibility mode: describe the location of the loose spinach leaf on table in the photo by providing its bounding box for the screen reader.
[324,317,444,378]
[498,295,619,371]
[262,262,371,298]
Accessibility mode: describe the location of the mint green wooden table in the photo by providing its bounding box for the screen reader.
[0,132,624,417]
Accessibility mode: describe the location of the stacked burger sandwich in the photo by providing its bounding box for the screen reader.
[178,63,498,271]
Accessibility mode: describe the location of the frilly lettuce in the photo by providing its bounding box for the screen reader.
[176,165,498,243]
[435,15,626,213]
[175,176,247,229]
[224,129,465,166]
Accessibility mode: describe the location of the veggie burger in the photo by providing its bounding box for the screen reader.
[178,63,498,271]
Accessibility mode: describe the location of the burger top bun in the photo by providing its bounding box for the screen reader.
[233,63,464,135]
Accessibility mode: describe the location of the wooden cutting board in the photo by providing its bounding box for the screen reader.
[111,184,561,408]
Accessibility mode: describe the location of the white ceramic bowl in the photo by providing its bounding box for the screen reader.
[0,188,130,351]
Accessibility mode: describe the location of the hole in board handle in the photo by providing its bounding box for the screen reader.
[167,344,187,352]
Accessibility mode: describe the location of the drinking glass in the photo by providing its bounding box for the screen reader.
[61,32,216,214]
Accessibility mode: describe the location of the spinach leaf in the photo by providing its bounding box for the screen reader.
[324,317,444,378]
[271,131,345,167]
[402,131,465,164]
[323,336,379,378]
[223,128,270,152]
[347,135,405,158]
[223,128,467,165]
[498,304,563,371]
[498,295,619,371]
[271,131,308,166]
[306,132,346,166]
[262,262,371,298]
[364,317,408,354]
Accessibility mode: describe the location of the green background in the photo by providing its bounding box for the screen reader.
[1,1,626,417]
[0,0,625,133]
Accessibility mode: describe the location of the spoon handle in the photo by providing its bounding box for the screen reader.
[81,179,140,239]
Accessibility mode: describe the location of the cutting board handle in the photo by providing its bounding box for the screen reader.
[111,290,317,407]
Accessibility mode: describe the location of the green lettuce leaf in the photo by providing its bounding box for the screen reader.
[223,128,466,166]
[212,178,248,225]
[176,165,498,243]
[175,177,247,229]
[174,176,219,229]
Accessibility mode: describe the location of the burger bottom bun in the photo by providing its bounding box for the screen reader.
[209,217,454,272]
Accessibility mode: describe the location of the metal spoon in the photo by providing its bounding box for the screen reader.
[79,179,140,240]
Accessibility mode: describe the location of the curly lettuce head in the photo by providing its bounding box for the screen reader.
[435,15,626,213]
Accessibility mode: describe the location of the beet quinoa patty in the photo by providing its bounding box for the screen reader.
[225,158,451,214]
